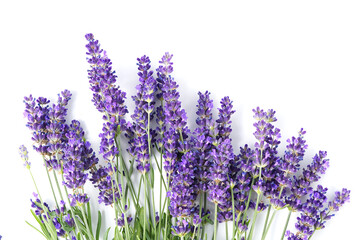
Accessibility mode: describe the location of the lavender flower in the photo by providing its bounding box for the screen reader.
[169,150,198,219]
[130,55,156,174]
[62,120,98,207]
[208,96,235,223]
[287,185,328,239]
[287,151,330,211]
[235,145,255,215]
[19,145,31,169]
[69,193,90,207]
[270,129,308,208]
[207,138,234,222]
[90,165,121,205]
[193,91,214,193]
[277,129,307,190]
[117,213,133,228]
[24,90,72,170]
[328,188,350,212]
[30,193,51,218]
[24,95,50,156]
[85,33,128,163]
[85,34,128,208]
[158,52,189,139]
[172,219,191,237]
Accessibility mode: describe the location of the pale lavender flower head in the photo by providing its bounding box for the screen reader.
[19,145,31,169]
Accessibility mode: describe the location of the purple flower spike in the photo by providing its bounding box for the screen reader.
[193,91,214,193]
[85,33,128,157]
[157,53,189,138]
[328,188,350,212]
[171,219,191,237]
[288,151,330,210]
[208,138,234,222]
[130,55,157,175]
[169,150,198,219]
[288,185,329,239]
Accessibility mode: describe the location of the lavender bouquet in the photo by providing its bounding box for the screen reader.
[19,33,350,240]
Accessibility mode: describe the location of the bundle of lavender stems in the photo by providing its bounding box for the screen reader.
[19,33,350,240]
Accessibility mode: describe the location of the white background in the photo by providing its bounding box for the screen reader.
[0,1,358,239]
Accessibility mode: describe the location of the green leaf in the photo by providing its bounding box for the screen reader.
[87,202,93,234]
[150,166,155,188]
[104,227,111,240]
[26,221,48,239]
[77,221,91,239]
[30,210,51,239]
[62,220,75,232]
[133,216,142,239]
[116,124,122,136]
[95,211,102,240]
[139,207,145,229]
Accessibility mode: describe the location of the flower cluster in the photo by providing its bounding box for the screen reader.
[19,33,350,240]
[24,90,71,168]
[286,186,350,240]
[63,120,98,206]
[30,193,76,238]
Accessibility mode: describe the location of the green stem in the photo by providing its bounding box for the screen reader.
[150,174,157,240]
[116,135,139,210]
[261,205,272,240]
[42,158,59,209]
[25,220,47,238]
[117,155,131,240]
[191,226,197,240]
[52,171,64,201]
[29,170,58,240]
[143,175,147,240]
[152,152,168,191]
[213,203,218,240]
[247,192,263,240]
[163,173,172,240]
[60,175,85,240]
[198,192,203,239]
[308,210,331,240]
[242,177,255,225]
[230,187,236,240]
[280,210,292,240]
[201,193,207,240]
[225,221,228,240]
[263,210,277,240]
[146,105,156,240]
[233,212,242,237]
[80,205,95,240]
[158,147,164,240]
